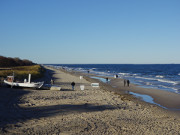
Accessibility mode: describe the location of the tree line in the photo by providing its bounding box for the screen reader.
[0,56,35,67]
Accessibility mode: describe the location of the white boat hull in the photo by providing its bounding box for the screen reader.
[4,80,44,88]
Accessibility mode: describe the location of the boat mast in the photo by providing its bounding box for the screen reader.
[28,74,31,83]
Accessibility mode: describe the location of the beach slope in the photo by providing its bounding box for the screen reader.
[0,66,179,134]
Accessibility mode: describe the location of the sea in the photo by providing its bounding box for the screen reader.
[46,64,180,95]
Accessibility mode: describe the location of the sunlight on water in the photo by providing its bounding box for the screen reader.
[129,92,154,104]
[90,76,108,83]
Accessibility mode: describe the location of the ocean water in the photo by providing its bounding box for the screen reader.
[47,64,180,94]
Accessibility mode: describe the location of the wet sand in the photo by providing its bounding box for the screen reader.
[0,66,180,134]
[110,78,180,110]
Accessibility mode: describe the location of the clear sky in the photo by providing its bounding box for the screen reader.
[0,0,180,64]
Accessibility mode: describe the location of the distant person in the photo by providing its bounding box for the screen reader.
[106,77,109,83]
[51,79,54,85]
[116,74,118,78]
[87,70,90,73]
[71,81,75,90]
[124,79,126,87]
[127,80,130,87]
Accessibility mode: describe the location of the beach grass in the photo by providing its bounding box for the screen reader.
[0,65,45,81]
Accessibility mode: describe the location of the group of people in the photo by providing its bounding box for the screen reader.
[106,74,119,83]
[51,77,130,91]
[124,79,130,87]
[106,76,130,87]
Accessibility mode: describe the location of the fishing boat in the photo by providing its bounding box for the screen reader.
[4,74,44,88]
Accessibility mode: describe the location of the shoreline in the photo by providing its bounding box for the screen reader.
[48,64,180,95]
[61,67,180,112]
[48,66,180,116]
[0,66,180,134]
[110,78,180,110]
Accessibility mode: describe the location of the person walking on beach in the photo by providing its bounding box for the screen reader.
[124,79,126,87]
[51,79,54,85]
[127,80,130,87]
[106,77,109,83]
[71,81,75,90]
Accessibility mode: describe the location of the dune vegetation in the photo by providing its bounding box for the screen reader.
[0,56,45,82]
[0,65,45,81]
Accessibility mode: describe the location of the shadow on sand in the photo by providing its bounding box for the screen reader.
[0,87,116,132]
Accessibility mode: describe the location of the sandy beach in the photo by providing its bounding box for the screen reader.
[0,66,180,135]
[110,78,180,110]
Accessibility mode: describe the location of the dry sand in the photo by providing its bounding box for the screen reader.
[0,66,180,135]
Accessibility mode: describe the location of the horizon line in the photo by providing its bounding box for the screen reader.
[40,63,180,65]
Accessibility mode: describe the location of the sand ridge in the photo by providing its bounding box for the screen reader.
[0,66,179,134]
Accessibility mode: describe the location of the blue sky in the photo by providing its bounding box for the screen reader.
[0,0,180,64]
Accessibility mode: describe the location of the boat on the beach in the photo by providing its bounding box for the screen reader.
[4,74,44,88]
